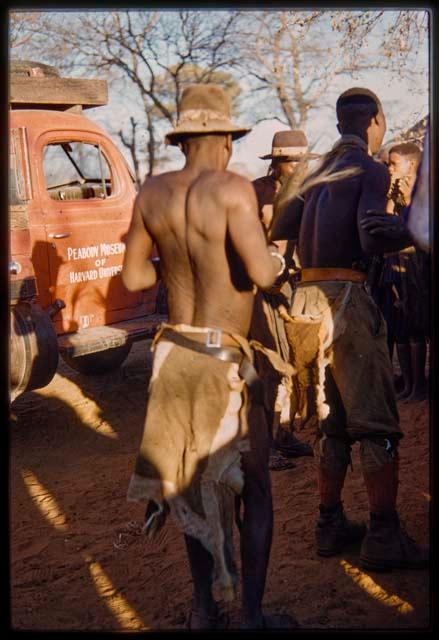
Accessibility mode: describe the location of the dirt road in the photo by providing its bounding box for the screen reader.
[10,340,430,630]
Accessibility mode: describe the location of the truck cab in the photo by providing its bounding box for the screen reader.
[10,61,165,400]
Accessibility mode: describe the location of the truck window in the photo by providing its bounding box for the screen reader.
[9,154,22,205]
[43,142,112,201]
[10,128,32,204]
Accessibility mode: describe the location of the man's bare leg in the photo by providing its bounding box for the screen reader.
[184,535,220,629]
[404,341,428,403]
[240,450,273,627]
[396,342,413,400]
[240,402,298,628]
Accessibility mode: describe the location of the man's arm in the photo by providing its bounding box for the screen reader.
[227,178,285,290]
[357,161,412,253]
[121,195,160,292]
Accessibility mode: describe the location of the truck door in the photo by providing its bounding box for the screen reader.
[39,131,150,335]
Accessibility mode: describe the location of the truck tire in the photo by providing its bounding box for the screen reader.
[10,303,59,401]
[61,343,132,375]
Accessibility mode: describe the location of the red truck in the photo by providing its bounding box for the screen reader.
[10,61,165,401]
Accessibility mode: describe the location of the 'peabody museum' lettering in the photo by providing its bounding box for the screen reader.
[66,242,126,283]
[67,242,125,261]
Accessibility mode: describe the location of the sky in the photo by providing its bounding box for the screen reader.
[152,67,429,181]
[37,9,429,181]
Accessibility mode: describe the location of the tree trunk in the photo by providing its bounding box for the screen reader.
[146,110,155,177]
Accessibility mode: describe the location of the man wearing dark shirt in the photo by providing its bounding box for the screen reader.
[270,88,428,571]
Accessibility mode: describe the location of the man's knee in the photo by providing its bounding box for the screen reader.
[359,435,400,473]
[315,433,352,472]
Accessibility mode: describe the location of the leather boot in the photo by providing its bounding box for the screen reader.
[316,502,367,557]
[361,453,428,570]
[360,510,429,571]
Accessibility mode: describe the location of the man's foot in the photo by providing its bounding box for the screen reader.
[360,511,429,572]
[316,502,367,557]
[241,613,300,629]
[274,428,314,458]
[186,608,229,630]
[269,448,296,471]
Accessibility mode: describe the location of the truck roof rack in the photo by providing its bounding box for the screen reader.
[9,60,108,111]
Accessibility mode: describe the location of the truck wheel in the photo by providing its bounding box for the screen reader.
[10,303,59,401]
[61,343,132,375]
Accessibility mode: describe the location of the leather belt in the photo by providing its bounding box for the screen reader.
[161,328,242,363]
[167,328,242,349]
[160,328,263,403]
[298,267,366,283]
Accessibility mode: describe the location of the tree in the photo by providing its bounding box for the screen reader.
[9,11,44,49]
[10,10,243,180]
[235,10,429,140]
[10,9,429,173]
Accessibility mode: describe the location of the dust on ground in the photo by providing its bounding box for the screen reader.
[10,340,430,631]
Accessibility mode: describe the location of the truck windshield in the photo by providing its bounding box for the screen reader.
[43,142,112,200]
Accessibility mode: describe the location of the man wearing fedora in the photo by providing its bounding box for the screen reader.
[270,87,428,572]
[123,84,296,629]
[250,130,317,471]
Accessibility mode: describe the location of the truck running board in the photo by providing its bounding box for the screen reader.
[57,314,166,358]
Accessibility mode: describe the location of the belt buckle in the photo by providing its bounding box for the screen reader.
[206,328,222,348]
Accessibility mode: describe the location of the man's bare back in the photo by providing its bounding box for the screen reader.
[122,168,201,324]
[187,170,282,337]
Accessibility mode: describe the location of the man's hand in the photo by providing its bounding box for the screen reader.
[399,176,413,203]
[360,210,413,245]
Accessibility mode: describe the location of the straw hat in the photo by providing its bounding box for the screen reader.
[165,84,251,145]
[260,130,319,160]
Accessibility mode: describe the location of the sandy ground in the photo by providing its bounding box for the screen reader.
[10,340,430,631]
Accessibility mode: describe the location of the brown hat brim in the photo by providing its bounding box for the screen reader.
[260,152,320,160]
[165,123,251,146]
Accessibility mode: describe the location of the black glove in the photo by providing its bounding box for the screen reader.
[360,210,413,245]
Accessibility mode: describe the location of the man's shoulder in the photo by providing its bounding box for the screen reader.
[141,169,186,188]
[137,170,190,200]
[340,147,389,182]
[200,168,252,184]
[362,154,390,184]
[347,147,387,174]
[192,169,254,197]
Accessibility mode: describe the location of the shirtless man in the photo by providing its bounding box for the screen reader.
[270,87,428,571]
[123,84,294,629]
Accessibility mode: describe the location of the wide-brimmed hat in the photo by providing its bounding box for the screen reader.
[260,130,320,160]
[165,84,251,146]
